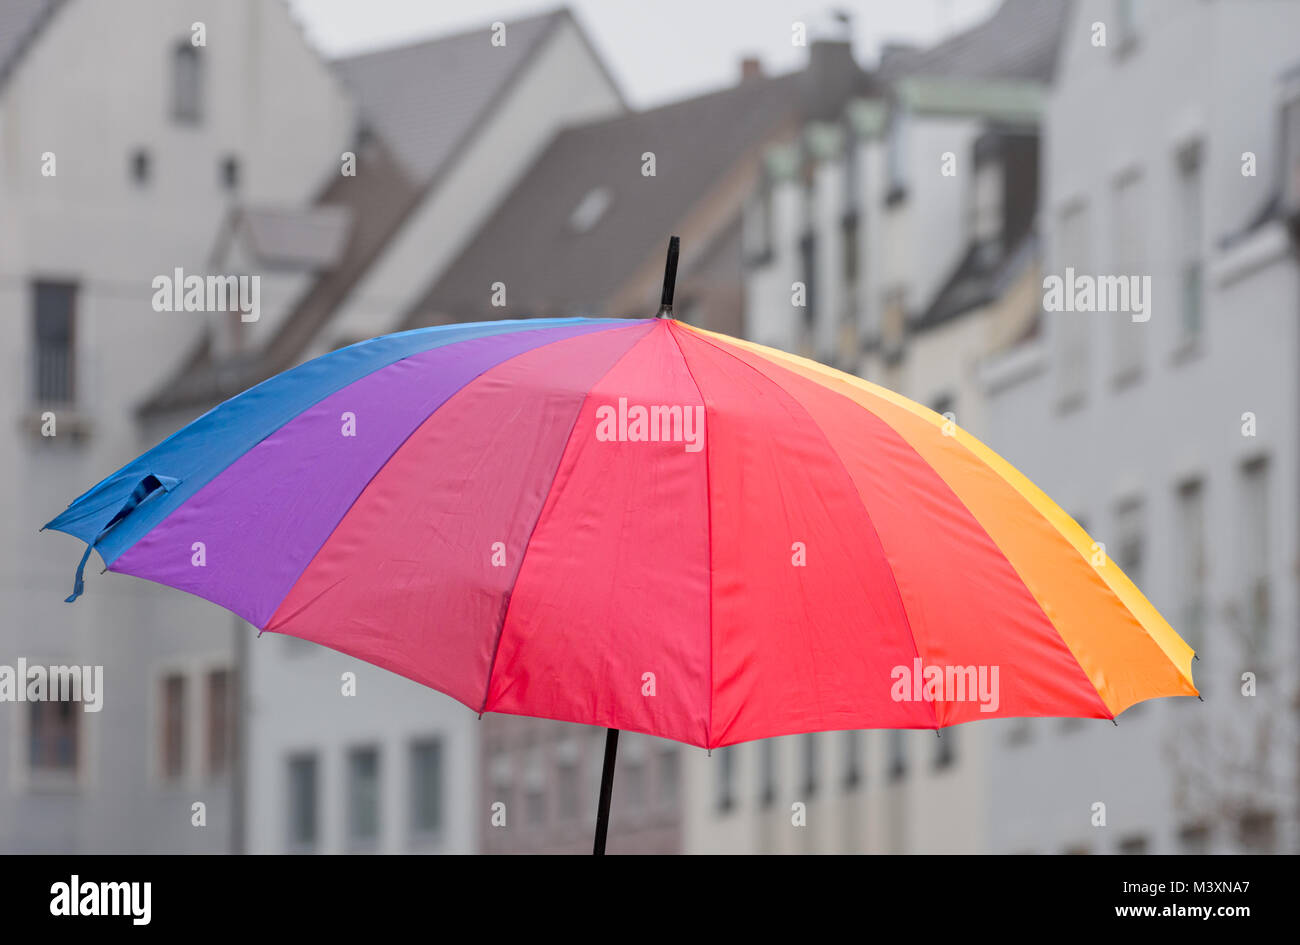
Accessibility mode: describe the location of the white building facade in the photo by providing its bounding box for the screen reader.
[0,0,354,852]
[982,0,1300,854]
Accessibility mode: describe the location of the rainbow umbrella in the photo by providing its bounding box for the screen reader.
[46,239,1197,853]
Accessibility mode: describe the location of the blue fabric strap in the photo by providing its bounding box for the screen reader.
[65,473,180,602]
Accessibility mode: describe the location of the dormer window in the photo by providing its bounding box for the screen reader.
[568,186,611,234]
[172,41,202,124]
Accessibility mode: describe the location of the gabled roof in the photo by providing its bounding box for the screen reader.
[139,135,421,416]
[0,0,62,90]
[879,0,1069,84]
[334,8,587,183]
[141,8,609,417]
[402,70,811,326]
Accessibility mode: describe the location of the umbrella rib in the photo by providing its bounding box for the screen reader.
[664,322,716,749]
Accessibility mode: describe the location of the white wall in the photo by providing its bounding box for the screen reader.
[986,0,1300,854]
[0,0,354,852]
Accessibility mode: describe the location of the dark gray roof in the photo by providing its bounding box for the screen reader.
[333,8,572,183]
[0,0,61,89]
[880,0,1069,83]
[403,70,810,326]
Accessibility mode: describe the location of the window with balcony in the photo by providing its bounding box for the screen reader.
[32,281,77,407]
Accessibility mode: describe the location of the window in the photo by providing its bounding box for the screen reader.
[522,744,545,826]
[1240,458,1270,662]
[1114,497,1145,588]
[489,744,514,825]
[220,155,240,192]
[1110,170,1145,384]
[758,740,776,808]
[1174,143,1204,347]
[887,730,907,782]
[1238,811,1276,853]
[1055,202,1089,407]
[32,281,77,406]
[568,186,610,234]
[971,158,1003,249]
[130,148,151,186]
[801,733,819,797]
[160,673,186,780]
[656,743,679,811]
[745,183,775,266]
[1118,834,1148,854]
[842,144,861,285]
[1113,0,1139,55]
[409,738,443,839]
[885,108,908,202]
[1282,93,1300,216]
[287,754,318,851]
[205,669,231,777]
[716,746,736,813]
[28,700,79,777]
[347,746,381,848]
[171,41,202,123]
[1178,823,1211,854]
[842,731,862,788]
[934,728,957,770]
[621,735,647,812]
[882,286,906,358]
[1005,718,1031,746]
[798,230,817,334]
[555,737,580,821]
[1175,479,1207,658]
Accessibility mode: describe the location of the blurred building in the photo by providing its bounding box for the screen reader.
[0,0,354,851]
[707,0,1065,853]
[406,28,873,854]
[981,0,1300,855]
[136,9,625,854]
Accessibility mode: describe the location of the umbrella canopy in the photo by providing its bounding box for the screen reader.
[46,313,1196,751]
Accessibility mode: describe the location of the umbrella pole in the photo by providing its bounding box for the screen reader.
[656,235,680,318]
[592,728,620,854]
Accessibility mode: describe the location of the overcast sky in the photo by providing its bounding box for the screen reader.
[287,0,1001,109]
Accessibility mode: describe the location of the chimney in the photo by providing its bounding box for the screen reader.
[739,56,763,83]
[803,39,864,121]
